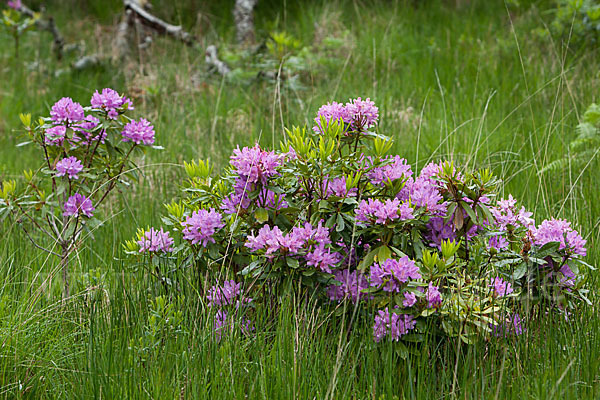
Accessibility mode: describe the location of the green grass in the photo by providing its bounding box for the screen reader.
[0,0,599,398]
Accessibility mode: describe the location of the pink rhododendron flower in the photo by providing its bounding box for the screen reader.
[55,156,83,179]
[327,269,369,303]
[490,277,513,297]
[426,282,442,308]
[44,125,67,146]
[182,208,225,247]
[533,218,586,256]
[356,198,414,225]
[369,257,421,292]
[63,193,94,218]
[122,118,155,145]
[50,97,84,125]
[90,88,132,119]
[367,155,413,186]
[373,307,416,342]
[138,227,174,253]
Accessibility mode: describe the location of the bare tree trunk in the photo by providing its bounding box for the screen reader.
[233,0,258,45]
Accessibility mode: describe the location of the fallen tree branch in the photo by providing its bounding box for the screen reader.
[123,0,194,46]
[205,45,230,76]
[15,3,65,59]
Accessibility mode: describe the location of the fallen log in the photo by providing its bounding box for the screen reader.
[123,0,194,46]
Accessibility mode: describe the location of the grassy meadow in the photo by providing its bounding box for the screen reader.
[0,0,599,398]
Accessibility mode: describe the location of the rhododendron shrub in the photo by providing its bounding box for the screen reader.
[0,89,158,297]
[125,98,592,347]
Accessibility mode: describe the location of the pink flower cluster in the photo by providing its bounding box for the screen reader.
[121,118,155,145]
[91,88,133,119]
[369,256,421,292]
[50,97,85,125]
[313,97,378,134]
[207,280,252,308]
[138,227,174,253]
[182,208,225,247]
[356,198,414,225]
[7,0,21,9]
[322,176,357,198]
[245,221,339,272]
[367,155,413,186]
[490,277,513,297]
[55,156,83,179]
[63,193,94,218]
[230,145,282,185]
[425,282,442,308]
[533,218,587,257]
[207,280,253,341]
[44,90,149,148]
[490,195,534,230]
[326,269,369,303]
[373,307,416,342]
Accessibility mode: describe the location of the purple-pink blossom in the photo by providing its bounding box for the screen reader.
[313,97,378,134]
[181,208,225,247]
[7,0,21,9]
[327,269,369,303]
[425,217,456,248]
[230,145,282,185]
[490,195,534,230]
[245,221,332,257]
[533,218,586,257]
[367,155,413,186]
[492,313,524,337]
[399,177,447,215]
[44,125,67,146]
[138,227,174,253]
[207,280,252,308]
[50,97,84,125]
[356,198,414,225]
[313,101,350,133]
[402,291,417,307]
[245,225,286,255]
[373,307,416,342]
[55,156,83,179]
[346,97,379,132]
[426,282,442,308]
[63,193,95,218]
[305,244,340,273]
[369,256,421,292]
[490,277,513,297]
[121,118,155,145]
[90,88,132,119]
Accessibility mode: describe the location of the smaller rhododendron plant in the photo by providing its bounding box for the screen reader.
[1,89,159,297]
[125,97,593,349]
[206,280,254,341]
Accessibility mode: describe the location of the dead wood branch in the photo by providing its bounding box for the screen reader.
[16,3,65,59]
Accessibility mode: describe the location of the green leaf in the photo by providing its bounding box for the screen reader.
[335,213,345,232]
[255,208,269,224]
[376,245,392,263]
[287,257,299,269]
[358,247,379,272]
[512,262,527,280]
